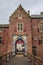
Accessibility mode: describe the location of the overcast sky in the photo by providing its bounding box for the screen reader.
[0,0,43,24]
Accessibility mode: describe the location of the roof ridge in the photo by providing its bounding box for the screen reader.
[0,24,9,27]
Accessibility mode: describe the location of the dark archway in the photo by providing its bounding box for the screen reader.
[15,39,25,54]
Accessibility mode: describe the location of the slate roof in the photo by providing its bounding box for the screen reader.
[0,24,9,28]
[31,15,43,18]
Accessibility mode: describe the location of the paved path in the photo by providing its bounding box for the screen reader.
[6,55,32,65]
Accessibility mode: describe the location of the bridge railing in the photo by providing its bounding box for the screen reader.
[27,53,43,65]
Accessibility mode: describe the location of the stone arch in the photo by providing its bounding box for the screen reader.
[12,35,27,56]
[15,39,25,54]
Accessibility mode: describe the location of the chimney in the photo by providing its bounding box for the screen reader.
[40,12,43,15]
[27,10,30,15]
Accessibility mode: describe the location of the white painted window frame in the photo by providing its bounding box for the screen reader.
[40,35,43,44]
[39,24,43,32]
[17,22,24,32]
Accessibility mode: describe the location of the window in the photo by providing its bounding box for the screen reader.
[0,28,3,32]
[0,57,2,65]
[39,24,43,32]
[0,36,2,45]
[18,14,22,19]
[33,36,37,40]
[39,35,43,44]
[18,23,23,32]
[32,46,36,56]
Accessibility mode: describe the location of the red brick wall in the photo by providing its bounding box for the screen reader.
[0,28,9,56]
[0,6,43,62]
[9,8,32,54]
[31,18,43,62]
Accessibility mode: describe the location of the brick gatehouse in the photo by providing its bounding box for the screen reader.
[0,4,43,65]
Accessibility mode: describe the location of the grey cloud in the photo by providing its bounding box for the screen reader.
[0,0,43,23]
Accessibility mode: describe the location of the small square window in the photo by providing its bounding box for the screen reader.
[33,36,37,40]
[18,14,22,19]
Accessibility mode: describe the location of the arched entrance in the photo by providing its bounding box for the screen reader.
[12,35,27,56]
[15,39,25,54]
